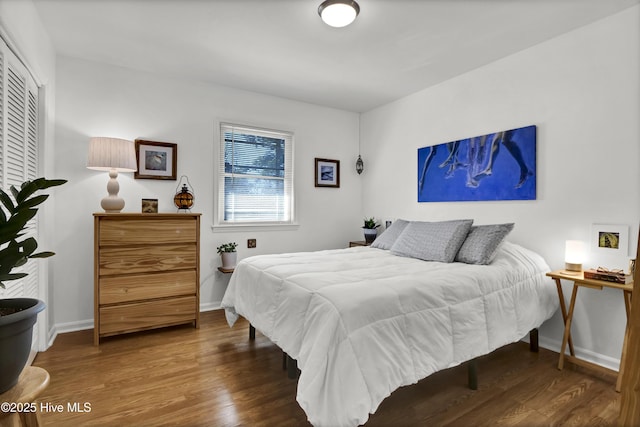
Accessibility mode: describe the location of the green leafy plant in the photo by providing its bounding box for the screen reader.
[216,242,238,254]
[362,217,380,229]
[0,177,67,289]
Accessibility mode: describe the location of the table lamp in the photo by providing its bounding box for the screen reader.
[87,137,137,212]
[564,240,586,274]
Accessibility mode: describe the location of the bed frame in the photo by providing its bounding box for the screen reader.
[249,324,539,389]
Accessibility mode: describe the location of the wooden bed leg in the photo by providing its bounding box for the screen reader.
[286,355,299,379]
[530,328,539,353]
[282,351,287,370]
[249,324,255,340]
[468,359,478,390]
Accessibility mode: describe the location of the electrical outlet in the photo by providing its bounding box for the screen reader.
[247,238,257,248]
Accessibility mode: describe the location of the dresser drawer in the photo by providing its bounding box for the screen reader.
[99,296,197,336]
[99,270,196,305]
[99,243,197,276]
[99,218,197,245]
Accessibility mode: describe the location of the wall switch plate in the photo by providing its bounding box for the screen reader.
[247,239,257,248]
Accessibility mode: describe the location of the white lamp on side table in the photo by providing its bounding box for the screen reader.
[87,137,137,213]
[564,240,586,274]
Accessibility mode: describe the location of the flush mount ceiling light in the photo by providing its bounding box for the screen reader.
[318,0,360,28]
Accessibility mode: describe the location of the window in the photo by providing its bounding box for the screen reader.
[0,36,40,301]
[216,123,295,227]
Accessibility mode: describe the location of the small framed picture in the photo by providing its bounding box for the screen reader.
[314,158,340,188]
[591,223,629,256]
[134,139,177,180]
[141,198,158,213]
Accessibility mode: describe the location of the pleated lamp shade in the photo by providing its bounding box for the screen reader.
[87,137,137,213]
[87,137,137,172]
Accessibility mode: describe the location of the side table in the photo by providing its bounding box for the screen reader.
[0,366,50,427]
[547,270,633,392]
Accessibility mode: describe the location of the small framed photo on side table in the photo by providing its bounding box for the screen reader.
[141,198,158,213]
[591,223,629,256]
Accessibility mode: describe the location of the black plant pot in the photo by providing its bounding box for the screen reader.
[0,298,46,393]
[363,228,377,244]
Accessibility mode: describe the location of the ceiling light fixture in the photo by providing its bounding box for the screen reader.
[318,0,360,28]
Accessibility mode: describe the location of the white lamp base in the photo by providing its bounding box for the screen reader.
[101,169,125,213]
[563,262,582,275]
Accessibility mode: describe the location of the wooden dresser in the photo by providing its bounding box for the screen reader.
[93,213,200,345]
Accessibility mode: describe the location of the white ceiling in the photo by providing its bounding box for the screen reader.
[32,0,639,113]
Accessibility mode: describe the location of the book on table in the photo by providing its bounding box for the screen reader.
[583,268,633,284]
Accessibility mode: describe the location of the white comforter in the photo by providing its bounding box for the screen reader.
[221,242,558,427]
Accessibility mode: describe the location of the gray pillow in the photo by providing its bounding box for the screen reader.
[455,223,515,265]
[371,219,410,250]
[390,219,473,263]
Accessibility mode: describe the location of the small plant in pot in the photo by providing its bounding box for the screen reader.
[362,217,380,244]
[0,177,66,393]
[217,242,238,270]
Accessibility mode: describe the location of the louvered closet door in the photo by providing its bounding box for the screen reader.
[0,37,42,345]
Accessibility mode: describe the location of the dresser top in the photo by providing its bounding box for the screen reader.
[94,212,201,218]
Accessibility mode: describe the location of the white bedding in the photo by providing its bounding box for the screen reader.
[221,242,558,427]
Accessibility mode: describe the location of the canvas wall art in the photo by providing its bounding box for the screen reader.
[417,125,536,202]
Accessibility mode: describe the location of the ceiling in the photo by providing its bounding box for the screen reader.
[32,0,639,113]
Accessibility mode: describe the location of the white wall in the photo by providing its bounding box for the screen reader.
[51,57,362,330]
[361,7,640,368]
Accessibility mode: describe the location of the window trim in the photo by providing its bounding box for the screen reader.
[213,121,297,231]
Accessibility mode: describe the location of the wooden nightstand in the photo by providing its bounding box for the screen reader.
[349,240,370,247]
[547,269,633,391]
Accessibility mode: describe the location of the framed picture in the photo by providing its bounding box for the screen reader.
[591,223,629,256]
[134,139,177,180]
[315,158,340,188]
[141,198,158,213]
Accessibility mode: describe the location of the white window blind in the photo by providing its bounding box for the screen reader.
[0,37,39,300]
[217,123,294,226]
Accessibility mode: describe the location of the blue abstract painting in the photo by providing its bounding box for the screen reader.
[418,125,536,202]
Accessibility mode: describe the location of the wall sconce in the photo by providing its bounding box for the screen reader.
[86,137,137,213]
[564,240,586,274]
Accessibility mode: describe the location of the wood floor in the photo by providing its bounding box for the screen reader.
[31,310,621,426]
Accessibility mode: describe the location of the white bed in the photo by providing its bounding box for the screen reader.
[221,241,558,427]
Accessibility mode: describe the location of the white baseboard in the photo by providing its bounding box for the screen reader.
[538,335,621,371]
[200,301,223,312]
[46,319,93,349]
[46,303,225,348]
[50,310,622,373]
[54,319,95,333]
[47,326,58,349]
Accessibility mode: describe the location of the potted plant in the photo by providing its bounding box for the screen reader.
[0,177,66,393]
[217,242,238,269]
[362,217,380,244]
